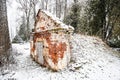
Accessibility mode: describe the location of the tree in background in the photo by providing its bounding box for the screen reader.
[64,0,67,18]
[0,0,11,65]
[85,0,106,39]
[18,16,26,41]
[16,0,39,41]
[64,0,81,33]
[105,0,120,42]
[85,0,120,42]
[107,0,120,47]
[14,0,120,47]
[16,0,70,41]
[56,0,63,18]
[31,0,39,21]
[16,0,32,41]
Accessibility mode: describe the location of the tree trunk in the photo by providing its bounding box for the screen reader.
[58,0,61,18]
[0,0,11,65]
[33,1,36,21]
[56,0,58,17]
[41,0,44,10]
[45,0,48,10]
[64,0,67,18]
[26,9,30,41]
[74,0,78,3]
[56,0,61,18]
[99,0,106,41]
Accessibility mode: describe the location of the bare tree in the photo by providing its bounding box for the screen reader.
[17,0,33,41]
[16,0,41,41]
[31,0,37,21]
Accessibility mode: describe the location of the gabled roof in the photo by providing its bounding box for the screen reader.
[35,9,74,32]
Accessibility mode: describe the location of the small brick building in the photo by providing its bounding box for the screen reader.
[30,9,74,71]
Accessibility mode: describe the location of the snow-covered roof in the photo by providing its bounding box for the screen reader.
[39,9,74,31]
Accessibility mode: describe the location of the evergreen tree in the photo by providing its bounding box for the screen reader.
[18,16,27,41]
[86,0,120,41]
[64,0,81,33]
[87,0,106,38]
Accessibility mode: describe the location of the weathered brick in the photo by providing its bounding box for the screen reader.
[30,9,74,71]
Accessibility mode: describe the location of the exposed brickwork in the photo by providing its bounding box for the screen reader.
[30,9,74,70]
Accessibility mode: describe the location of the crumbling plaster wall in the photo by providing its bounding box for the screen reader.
[30,10,72,70]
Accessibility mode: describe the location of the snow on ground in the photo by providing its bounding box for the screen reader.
[0,34,120,80]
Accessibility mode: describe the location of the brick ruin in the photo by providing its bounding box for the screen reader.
[30,9,74,71]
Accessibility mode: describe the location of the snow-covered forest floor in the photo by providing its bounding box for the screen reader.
[0,34,120,80]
